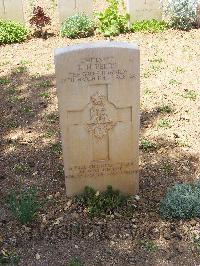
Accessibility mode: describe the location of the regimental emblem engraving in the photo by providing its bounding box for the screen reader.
[87,91,115,139]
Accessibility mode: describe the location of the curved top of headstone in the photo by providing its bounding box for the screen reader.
[54,41,139,58]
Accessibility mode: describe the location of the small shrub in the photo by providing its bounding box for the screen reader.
[131,19,168,33]
[96,0,129,37]
[61,13,95,39]
[0,20,29,44]
[75,186,130,218]
[167,0,198,31]
[160,182,200,219]
[8,187,40,224]
[29,6,51,38]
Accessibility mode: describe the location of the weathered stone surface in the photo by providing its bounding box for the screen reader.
[54,42,140,196]
[58,0,92,23]
[126,0,162,22]
[0,0,24,23]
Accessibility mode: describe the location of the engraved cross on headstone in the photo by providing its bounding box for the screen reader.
[67,84,132,162]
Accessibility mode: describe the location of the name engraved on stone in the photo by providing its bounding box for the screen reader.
[65,56,136,83]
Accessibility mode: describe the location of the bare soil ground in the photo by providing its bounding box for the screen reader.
[0,1,200,265]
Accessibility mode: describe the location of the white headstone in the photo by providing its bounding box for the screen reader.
[0,0,24,23]
[54,42,140,196]
[58,0,92,23]
[127,0,162,23]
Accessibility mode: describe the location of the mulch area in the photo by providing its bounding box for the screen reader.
[0,0,200,265]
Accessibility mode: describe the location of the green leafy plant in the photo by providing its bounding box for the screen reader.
[176,138,190,148]
[157,119,171,128]
[131,19,168,33]
[39,91,50,99]
[20,105,33,114]
[139,239,158,252]
[7,87,22,103]
[169,79,181,85]
[8,95,22,103]
[0,20,29,44]
[7,87,17,94]
[0,77,11,85]
[0,249,20,265]
[144,88,153,95]
[182,89,197,101]
[15,65,27,73]
[192,237,200,253]
[45,112,58,123]
[162,162,173,175]
[8,187,40,224]
[175,66,185,73]
[36,80,52,88]
[13,163,29,174]
[50,142,62,155]
[44,129,56,138]
[61,13,95,38]
[167,0,198,31]
[140,138,156,151]
[76,186,130,218]
[160,182,200,219]
[7,120,19,129]
[157,105,173,114]
[96,0,129,36]
[68,257,84,266]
